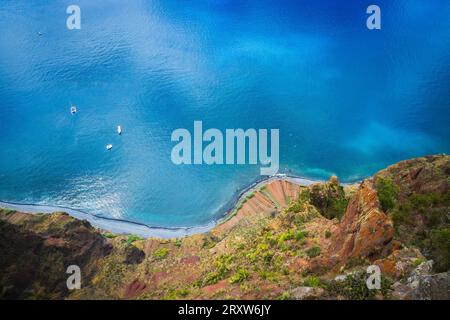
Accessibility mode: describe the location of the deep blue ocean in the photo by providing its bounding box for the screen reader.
[0,0,449,228]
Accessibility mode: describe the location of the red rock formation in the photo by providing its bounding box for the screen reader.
[328,181,394,264]
[123,279,148,299]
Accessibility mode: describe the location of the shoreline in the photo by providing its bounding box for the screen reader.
[0,174,326,239]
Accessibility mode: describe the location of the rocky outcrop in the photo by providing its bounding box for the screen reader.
[374,247,425,280]
[327,181,394,265]
[123,245,145,264]
[123,279,148,299]
[290,286,325,300]
[375,155,449,195]
[391,261,449,300]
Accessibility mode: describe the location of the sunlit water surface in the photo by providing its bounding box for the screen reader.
[0,0,449,227]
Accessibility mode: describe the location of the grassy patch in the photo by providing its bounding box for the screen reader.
[153,247,170,259]
[102,232,117,239]
[126,234,144,245]
[202,254,233,286]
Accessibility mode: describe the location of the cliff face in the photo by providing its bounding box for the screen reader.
[373,155,450,272]
[327,181,394,265]
[0,155,449,300]
[0,212,113,299]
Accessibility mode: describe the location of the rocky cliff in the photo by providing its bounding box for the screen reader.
[0,155,448,300]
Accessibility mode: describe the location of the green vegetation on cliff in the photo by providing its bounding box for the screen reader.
[374,155,450,272]
[309,177,349,220]
[375,177,399,212]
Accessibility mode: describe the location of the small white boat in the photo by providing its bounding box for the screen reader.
[106,144,113,150]
[117,125,122,135]
[70,105,77,114]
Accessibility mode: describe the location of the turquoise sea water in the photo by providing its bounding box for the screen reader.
[0,0,449,228]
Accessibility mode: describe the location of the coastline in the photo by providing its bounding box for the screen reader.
[0,174,324,239]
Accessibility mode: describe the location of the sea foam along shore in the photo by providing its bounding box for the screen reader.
[0,174,320,239]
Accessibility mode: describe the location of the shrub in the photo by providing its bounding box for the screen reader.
[327,271,392,300]
[262,251,274,264]
[303,276,321,287]
[258,270,278,281]
[203,271,224,286]
[203,255,233,286]
[230,269,250,284]
[325,230,332,238]
[202,234,219,249]
[295,230,308,241]
[264,232,277,246]
[278,230,295,243]
[278,291,291,300]
[430,228,450,272]
[412,258,425,268]
[177,289,189,297]
[306,246,321,258]
[298,189,311,203]
[327,197,349,220]
[309,182,348,220]
[376,177,399,212]
[289,202,304,213]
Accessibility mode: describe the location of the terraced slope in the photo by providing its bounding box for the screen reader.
[212,179,300,237]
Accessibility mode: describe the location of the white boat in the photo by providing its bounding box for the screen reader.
[106,144,113,150]
[70,105,77,114]
[117,125,122,135]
